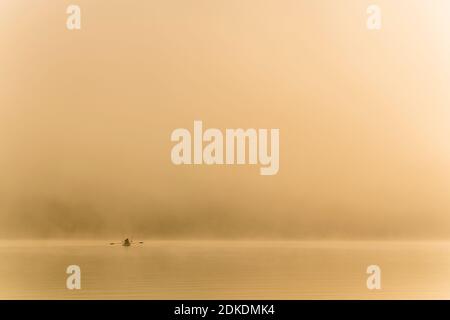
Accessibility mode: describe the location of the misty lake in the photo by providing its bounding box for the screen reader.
[0,240,449,299]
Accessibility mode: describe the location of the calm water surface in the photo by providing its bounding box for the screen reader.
[0,240,449,299]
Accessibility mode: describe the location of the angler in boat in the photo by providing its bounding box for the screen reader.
[123,238,131,246]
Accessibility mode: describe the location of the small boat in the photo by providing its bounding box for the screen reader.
[109,238,144,246]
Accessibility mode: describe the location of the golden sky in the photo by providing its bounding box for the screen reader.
[1,0,450,239]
